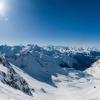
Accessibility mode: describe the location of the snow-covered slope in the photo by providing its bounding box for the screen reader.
[0,57,32,96]
[0,58,92,100]
[0,45,100,100]
[2,45,98,85]
[86,59,100,78]
[0,58,98,100]
[84,59,100,100]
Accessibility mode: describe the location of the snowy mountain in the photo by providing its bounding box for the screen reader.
[1,45,100,70]
[86,59,100,79]
[0,45,100,100]
[0,56,32,96]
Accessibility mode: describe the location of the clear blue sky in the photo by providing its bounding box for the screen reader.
[0,0,100,47]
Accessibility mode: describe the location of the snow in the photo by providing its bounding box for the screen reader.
[0,63,93,100]
[0,45,100,100]
[0,63,99,100]
[0,64,8,74]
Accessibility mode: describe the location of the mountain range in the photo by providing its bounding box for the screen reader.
[0,44,100,100]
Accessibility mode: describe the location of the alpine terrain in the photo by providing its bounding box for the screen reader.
[0,44,100,100]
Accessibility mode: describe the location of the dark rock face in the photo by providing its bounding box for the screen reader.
[0,57,32,96]
[4,68,32,96]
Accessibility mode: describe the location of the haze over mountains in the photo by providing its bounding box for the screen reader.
[0,44,100,100]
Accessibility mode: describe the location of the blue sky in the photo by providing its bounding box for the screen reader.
[0,0,100,47]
